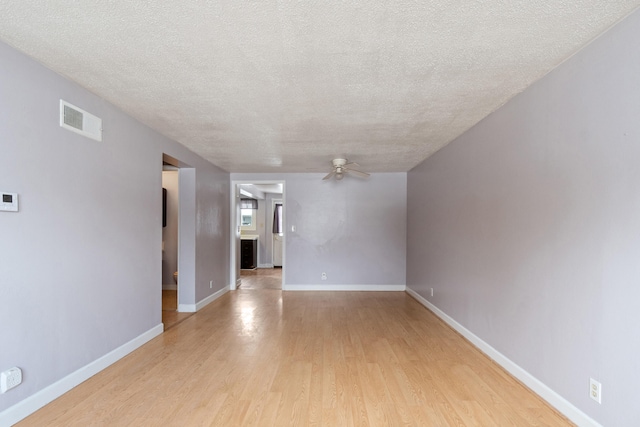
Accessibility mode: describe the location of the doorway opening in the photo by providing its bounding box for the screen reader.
[161,163,179,327]
[230,181,285,290]
[161,154,195,329]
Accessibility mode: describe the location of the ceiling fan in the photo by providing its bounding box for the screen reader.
[322,158,370,181]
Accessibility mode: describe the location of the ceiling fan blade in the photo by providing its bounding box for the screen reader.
[345,162,360,168]
[345,168,370,178]
[322,171,336,180]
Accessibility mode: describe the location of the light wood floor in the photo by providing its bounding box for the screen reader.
[19,276,572,426]
[162,289,194,330]
[239,267,283,290]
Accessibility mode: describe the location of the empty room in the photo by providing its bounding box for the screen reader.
[2,2,640,426]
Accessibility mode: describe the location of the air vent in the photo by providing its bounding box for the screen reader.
[59,100,102,141]
[63,104,83,130]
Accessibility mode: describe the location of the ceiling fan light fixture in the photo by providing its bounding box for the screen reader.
[322,158,370,181]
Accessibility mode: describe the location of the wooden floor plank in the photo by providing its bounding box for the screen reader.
[17,269,573,426]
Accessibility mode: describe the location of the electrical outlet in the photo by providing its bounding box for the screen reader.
[430,288,434,297]
[590,378,602,404]
[1,367,22,393]
[210,280,213,289]
[321,272,327,280]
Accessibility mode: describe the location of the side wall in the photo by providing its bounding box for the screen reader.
[0,41,229,418]
[232,173,407,289]
[407,9,640,426]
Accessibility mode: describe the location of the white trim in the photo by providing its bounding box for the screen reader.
[271,198,283,268]
[283,284,406,291]
[178,286,229,313]
[178,304,196,312]
[405,287,602,427]
[196,286,229,311]
[0,324,163,427]
[162,284,177,291]
[229,181,240,291]
[258,263,274,268]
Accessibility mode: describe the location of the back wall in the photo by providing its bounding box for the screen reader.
[232,173,407,290]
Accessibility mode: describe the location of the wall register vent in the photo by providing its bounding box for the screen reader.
[60,100,102,141]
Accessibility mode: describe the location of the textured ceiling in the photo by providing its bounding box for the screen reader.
[1,1,639,173]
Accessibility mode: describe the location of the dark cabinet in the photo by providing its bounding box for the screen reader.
[241,239,257,269]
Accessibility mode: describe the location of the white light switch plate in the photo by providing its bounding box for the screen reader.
[0,192,18,212]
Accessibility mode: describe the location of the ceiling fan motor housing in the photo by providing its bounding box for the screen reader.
[323,158,369,181]
[332,158,348,167]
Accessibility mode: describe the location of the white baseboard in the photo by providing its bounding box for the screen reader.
[258,263,274,268]
[178,286,229,313]
[0,324,163,427]
[162,284,177,290]
[405,287,601,427]
[283,284,406,291]
[229,278,241,291]
[177,303,196,312]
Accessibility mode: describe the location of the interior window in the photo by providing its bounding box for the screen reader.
[241,208,256,230]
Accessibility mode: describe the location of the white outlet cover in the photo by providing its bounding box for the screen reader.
[590,378,602,404]
[1,367,22,393]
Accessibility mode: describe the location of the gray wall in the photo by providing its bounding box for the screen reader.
[233,173,407,287]
[407,9,640,426]
[0,40,229,413]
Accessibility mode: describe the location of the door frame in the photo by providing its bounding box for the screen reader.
[271,198,283,267]
[229,180,285,290]
[163,154,196,313]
